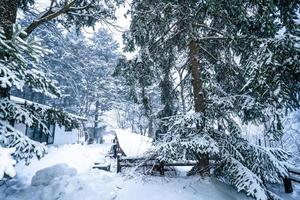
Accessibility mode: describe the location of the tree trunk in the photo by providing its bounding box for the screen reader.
[190,40,205,113]
[178,68,187,114]
[189,40,210,176]
[0,0,18,98]
[94,100,102,143]
[148,116,154,138]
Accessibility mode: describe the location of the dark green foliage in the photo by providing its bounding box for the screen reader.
[17,0,35,10]
[123,0,299,199]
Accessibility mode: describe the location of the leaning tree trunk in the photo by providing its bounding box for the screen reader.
[189,40,210,176]
[0,0,18,98]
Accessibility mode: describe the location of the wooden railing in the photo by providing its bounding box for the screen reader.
[116,157,300,194]
[92,162,111,171]
[116,156,197,174]
[283,167,300,193]
[99,140,300,194]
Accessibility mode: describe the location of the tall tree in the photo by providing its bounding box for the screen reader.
[0,0,123,178]
[1,0,124,98]
[123,0,299,199]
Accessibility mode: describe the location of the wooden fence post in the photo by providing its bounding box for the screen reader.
[113,144,117,158]
[283,176,293,193]
[117,156,121,173]
[160,162,165,176]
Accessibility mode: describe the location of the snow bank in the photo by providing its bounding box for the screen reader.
[3,170,253,200]
[114,129,153,157]
[3,170,119,200]
[1,142,299,200]
[15,143,111,184]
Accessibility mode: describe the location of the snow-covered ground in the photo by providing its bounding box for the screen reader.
[0,131,299,200]
[13,143,112,185]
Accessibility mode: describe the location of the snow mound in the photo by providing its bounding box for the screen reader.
[114,129,153,157]
[0,147,16,180]
[15,143,111,184]
[4,169,253,200]
[4,170,119,200]
[38,171,116,200]
[31,163,77,186]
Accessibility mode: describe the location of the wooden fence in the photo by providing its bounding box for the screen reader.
[116,156,300,194]
[97,136,300,194]
[283,167,300,193]
[116,156,197,175]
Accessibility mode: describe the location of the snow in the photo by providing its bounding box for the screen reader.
[0,147,16,180]
[14,143,111,185]
[114,128,153,157]
[30,164,77,186]
[2,169,251,200]
[0,131,299,200]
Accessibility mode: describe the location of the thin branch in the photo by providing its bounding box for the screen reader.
[192,23,227,36]
[198,45,218,62]
[22,0,76,37]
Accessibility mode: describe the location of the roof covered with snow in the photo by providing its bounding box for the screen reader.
[114,129,153,157]
[10,96,87,121]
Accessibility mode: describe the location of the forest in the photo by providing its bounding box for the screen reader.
[0,1,300,200]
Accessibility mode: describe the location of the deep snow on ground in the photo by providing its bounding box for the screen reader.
[14,143,112,185]
[2,166,250,200]
[0,131,299,200]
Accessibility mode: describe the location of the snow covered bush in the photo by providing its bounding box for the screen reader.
[154,112,290,200]
[282,111,300,166]
[0,147,16,180]
[0,124,47,162]
[0,25,51,168]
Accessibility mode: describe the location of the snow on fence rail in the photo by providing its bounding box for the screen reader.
[116,156,198,175]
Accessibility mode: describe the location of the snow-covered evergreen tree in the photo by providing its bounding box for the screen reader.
[115,51,163,136]
[122,0,299,199]
[0,25,80,180]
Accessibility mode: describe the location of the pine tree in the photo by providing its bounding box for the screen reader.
[0,25,79,172]
[123,0,299,199]
[0,0,125,179]
[115,51,162,136]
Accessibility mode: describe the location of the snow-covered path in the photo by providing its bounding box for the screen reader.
[1,134,299,200]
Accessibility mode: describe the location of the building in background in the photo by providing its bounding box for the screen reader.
[11,96,86,145]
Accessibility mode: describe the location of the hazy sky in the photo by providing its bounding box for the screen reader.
[99,1,135,58]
